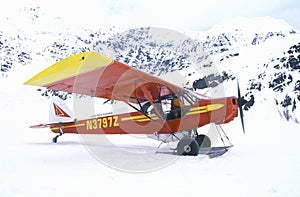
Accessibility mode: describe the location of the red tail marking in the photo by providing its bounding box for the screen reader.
[53,103,71,118]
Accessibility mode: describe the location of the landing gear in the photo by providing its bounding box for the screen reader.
[175,128,213,156]
[177,137,200,156]
[173,125,233,157]
[52,126,64,143]
[195,134,211,149]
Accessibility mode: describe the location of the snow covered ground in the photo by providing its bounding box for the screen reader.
[1,61,300,197]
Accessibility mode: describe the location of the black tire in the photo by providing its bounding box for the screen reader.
[52,136,58,143]
[177,137,199,156]
[195,134,211,148]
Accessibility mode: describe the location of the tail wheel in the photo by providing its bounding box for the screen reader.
[177,137,199,156]
[195,134,211,148]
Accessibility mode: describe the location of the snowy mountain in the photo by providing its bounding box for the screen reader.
[1,7,300,125]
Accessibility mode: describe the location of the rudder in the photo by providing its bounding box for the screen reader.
[49,97,74,123]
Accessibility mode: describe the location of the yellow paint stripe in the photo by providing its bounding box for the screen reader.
[187,104,224,115]
[187,110,208,115]
[120,104,224,122]
[121,104,224,122]
[121,114,156,121]
[135,104,224,121]
[189,106,207,111]
[136,117,159,122]
[24,52,113,86]
[206,104,224,111]
[51,123,85,130]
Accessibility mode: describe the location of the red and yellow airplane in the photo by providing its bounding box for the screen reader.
[24,52,241,156]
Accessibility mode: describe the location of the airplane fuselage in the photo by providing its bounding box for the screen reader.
[50,97,238,135]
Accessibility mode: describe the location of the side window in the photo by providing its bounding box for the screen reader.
[161,97,172,113]
[141,99,170,115]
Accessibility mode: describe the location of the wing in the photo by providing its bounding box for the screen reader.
[24,52,184,103]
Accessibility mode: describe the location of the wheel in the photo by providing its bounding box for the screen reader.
[195,134,211,148]
[52,136,58,143]
[177,137,199,156]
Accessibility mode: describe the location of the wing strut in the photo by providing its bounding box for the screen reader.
[139,83,165,121]
[112,93,153,120]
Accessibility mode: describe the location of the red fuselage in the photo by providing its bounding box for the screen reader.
[50,97,238,135]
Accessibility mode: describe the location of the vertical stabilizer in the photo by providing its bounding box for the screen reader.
[49,97,74,123]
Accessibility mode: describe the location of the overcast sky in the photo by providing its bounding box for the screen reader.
[1,0,300,31]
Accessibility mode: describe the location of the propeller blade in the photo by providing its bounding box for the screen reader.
[237,79,245,134]
[237,79,242,99]
[239,104,245,134]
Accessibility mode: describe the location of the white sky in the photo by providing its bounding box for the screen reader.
[1,0,300,31]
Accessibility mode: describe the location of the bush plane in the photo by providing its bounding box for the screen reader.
[24,52,244,156]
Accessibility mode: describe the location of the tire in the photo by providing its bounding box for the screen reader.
[195,134,211,148]
[177,137,199,156]
[52,136,58,143]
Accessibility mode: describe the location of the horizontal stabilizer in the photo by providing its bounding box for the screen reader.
[29,120,77,129]
[30,123,50,129]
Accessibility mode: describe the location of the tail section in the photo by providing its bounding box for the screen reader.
[49,97,75,123]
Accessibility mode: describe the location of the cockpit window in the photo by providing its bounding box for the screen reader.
[139,88,203,121]
[141,90,200,118]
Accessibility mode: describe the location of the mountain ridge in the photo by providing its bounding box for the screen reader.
[1,6,300,124]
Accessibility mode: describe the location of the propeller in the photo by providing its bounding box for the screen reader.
[237,79,246,134]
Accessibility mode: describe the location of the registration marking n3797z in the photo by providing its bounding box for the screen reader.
[86,116,119,130]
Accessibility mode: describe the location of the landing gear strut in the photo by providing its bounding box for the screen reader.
[52,126,64,143]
